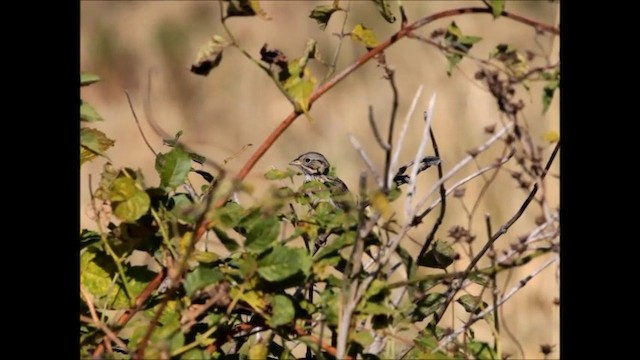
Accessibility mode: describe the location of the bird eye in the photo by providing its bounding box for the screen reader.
[304,158,311,163]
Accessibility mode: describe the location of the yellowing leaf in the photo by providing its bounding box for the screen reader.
[80,128,114,165]
[351,24,379,49]
[370,191,391,220]
[371,0,396,23]
[544,131,560,143]
[191,35,228,76]
[225,0,271,20]
[309,5,342,30]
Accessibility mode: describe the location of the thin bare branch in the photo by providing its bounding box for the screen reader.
[405,94,437,221]
[349,134,382,188]
[435,256,558,352]
[368,105,390,152]
[81,285,130,354]
[125,90,157,156]
[389,85,423,188]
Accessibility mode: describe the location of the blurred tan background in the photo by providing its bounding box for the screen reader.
[81,1,559,358]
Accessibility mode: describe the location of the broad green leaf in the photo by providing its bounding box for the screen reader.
[80,128,114,165]
[109,177,150,222]
[364,279,388,299]
[212,226,240,252]
[413,292,446,321]
[469,340,498,359]
[264,168,297,180]
[468,272,490,286]
[193,250,220,264]
[351,23,380,49]
[457,294,487,314]
[210,201,244,229]
[257,245,311,282]
[351,330,374,347]
[155,146,192,189]
[283,63,316,113]
[225,0,271,19]
[245,215,280,253]
[371,0,396,23]
[81,249,156,309]
[181,348,211,359]
[320,288,340,327]
[270,294,295,327]
[249,343,268,360]
[360,302,395,315]
[489,0,505,18]
[191,35,229,76]
[417,240,455,269]
[444,22,482,76]
[81,72,101,86]
[314,231,355,260]
[409,333,449,359]
[184,267,224,297]
[80,100,103,122]
[309,5,342,30]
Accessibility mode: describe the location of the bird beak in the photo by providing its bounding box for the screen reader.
[289,159,301,167]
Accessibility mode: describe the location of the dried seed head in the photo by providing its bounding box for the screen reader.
[453,187,466,198]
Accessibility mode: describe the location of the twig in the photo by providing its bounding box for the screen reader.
[322,2,351,83]
[349,134,382,188]
[416,151,514,220]
[368,105,390,152]
[234,7,558,185]
[383,67,400,192]
[414,123,514,224]
[125,90,156,156]
[389,85,424,188]
[417,128,446,259]
[405,94,436,221]
[435,256,558,352]
[81,285,130,354]
[432,141,559,326]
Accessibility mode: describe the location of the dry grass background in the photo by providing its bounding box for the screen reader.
[81,1,559,358]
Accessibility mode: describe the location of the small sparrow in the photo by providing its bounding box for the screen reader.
[289,151,354,211]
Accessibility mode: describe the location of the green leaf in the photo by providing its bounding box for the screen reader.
[409,333,449,359]
[351,330,374,347]
[80,128,114,165]
[109,177,150,222]
[257,245,311,282]
[412,292,446,321]
[489,0,505,18]
[309,5,341,30]
[155,146,192,189]
[351,23,380,49]
[191,35,229,76]
[162,130,183,147]
[489,44,529,77]
[270,294,295,327]
[468,340,498,359]
[225,0,271,19]
[371,0,396,23]
[212,226,240,252]
[245,215,280,253]
[80,249,156,310]
[193,250,220,264]
[264,168,297,180]
[80,100,103,122]
[283,61,316,114]
[456,294,488,315]
[443,22,482,76]
[80,229,101,249]
[417,240,455,269]
[184,267,224,297]
[314,231,355,260]
[543,70,560,113]
[81,72,101,86]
